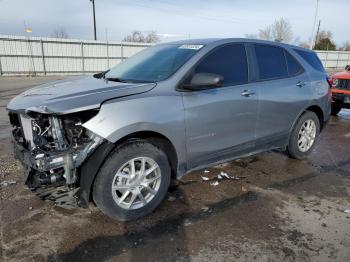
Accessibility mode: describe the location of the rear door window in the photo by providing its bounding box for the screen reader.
[254,44,288,81]
[293,49,325,72]
[194,44,248,86]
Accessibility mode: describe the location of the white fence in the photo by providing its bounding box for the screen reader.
[0,35,349,76]
[0,35,151,76]
[315,50,350,70]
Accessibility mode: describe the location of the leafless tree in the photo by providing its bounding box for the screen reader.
[245,34,258,39]
[123,30,160,43]
[272,18,293,42]
[51,27,69,39]
[298,41,310,49]
[259,18,293,43]
[340,41,350,51]
[123,30,145,43]
[145,31,160,43]
[259,26,273,41]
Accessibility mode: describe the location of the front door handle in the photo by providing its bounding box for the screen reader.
[241,90,256,97]
[296,81,306,88]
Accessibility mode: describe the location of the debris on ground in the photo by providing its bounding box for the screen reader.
[168,196,176,202]
[204,170,210,173]
[184,219,192,226]
[219,171,230,179]
[241,186,248,192]
[201,171,247,184]
[0,180,17,187]
[343,208,350,214]
[210,181,219,186]
[201,206,210,212]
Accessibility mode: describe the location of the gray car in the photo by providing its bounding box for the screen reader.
[7,38,331,221]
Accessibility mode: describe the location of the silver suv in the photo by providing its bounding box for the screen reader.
[7,39,331,221]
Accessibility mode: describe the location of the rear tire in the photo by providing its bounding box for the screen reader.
[331,104,342,116]
[93,140,171,221]
[287,111,320,160]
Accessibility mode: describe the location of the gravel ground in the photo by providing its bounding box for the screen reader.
[0,76,349,262]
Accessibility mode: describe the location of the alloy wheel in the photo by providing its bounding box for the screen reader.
[111,157,161,210]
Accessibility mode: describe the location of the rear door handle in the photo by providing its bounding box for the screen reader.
[296,81,306,88]
[241,90,256,97]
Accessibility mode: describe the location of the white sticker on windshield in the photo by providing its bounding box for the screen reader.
[179,44,204,50]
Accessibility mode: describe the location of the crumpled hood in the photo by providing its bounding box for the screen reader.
[7,76,156,114]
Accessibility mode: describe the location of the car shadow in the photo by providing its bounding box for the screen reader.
[47,185,257,262]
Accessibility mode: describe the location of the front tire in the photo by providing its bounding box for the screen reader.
[93,141,171,221]
[331,104,342,116]
[287,111,320,160]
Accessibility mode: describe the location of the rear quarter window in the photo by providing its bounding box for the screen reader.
[293,49,325,72]
[285,51,304,76]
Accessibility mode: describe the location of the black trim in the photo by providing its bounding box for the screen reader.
[76,141,115,207]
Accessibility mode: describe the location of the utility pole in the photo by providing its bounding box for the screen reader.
[310,0,320,50]
[314,20,321,49]
[90,0,97,40]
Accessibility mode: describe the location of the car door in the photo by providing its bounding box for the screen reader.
[181,43,259,169]
[252,44,311,149]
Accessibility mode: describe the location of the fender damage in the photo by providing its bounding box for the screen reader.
[6,76,156,208]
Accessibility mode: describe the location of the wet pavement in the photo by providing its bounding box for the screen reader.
[0,77,350,262]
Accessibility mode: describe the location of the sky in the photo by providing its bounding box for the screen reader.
[0,0,349,46]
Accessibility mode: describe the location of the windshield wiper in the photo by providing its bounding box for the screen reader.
[105,77,154,84]
[93,70,110,79]
[105,77,128,83]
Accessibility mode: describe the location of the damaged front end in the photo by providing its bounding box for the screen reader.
[9,109,105,208]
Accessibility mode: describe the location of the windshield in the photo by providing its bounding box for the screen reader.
[105,44,203,82]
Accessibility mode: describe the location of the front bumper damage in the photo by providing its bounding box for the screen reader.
[9,111,105,208]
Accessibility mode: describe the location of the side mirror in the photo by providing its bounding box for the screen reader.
[185,73,224,90]
[345,65,350,71]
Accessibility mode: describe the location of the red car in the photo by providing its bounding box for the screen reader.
[330,65,350,115]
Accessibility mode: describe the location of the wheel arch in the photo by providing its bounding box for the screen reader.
[305,105,324,130]
[76,130,179,207]
[287,104,325,145]
[116,130,179,180]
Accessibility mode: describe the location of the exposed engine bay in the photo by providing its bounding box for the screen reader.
[9,109,105,207]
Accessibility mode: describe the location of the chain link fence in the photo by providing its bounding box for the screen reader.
[0,35,349,76]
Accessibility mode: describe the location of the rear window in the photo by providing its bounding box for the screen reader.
[293,49,325,72]
[285,51,304,76]
[254,44,288,80]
